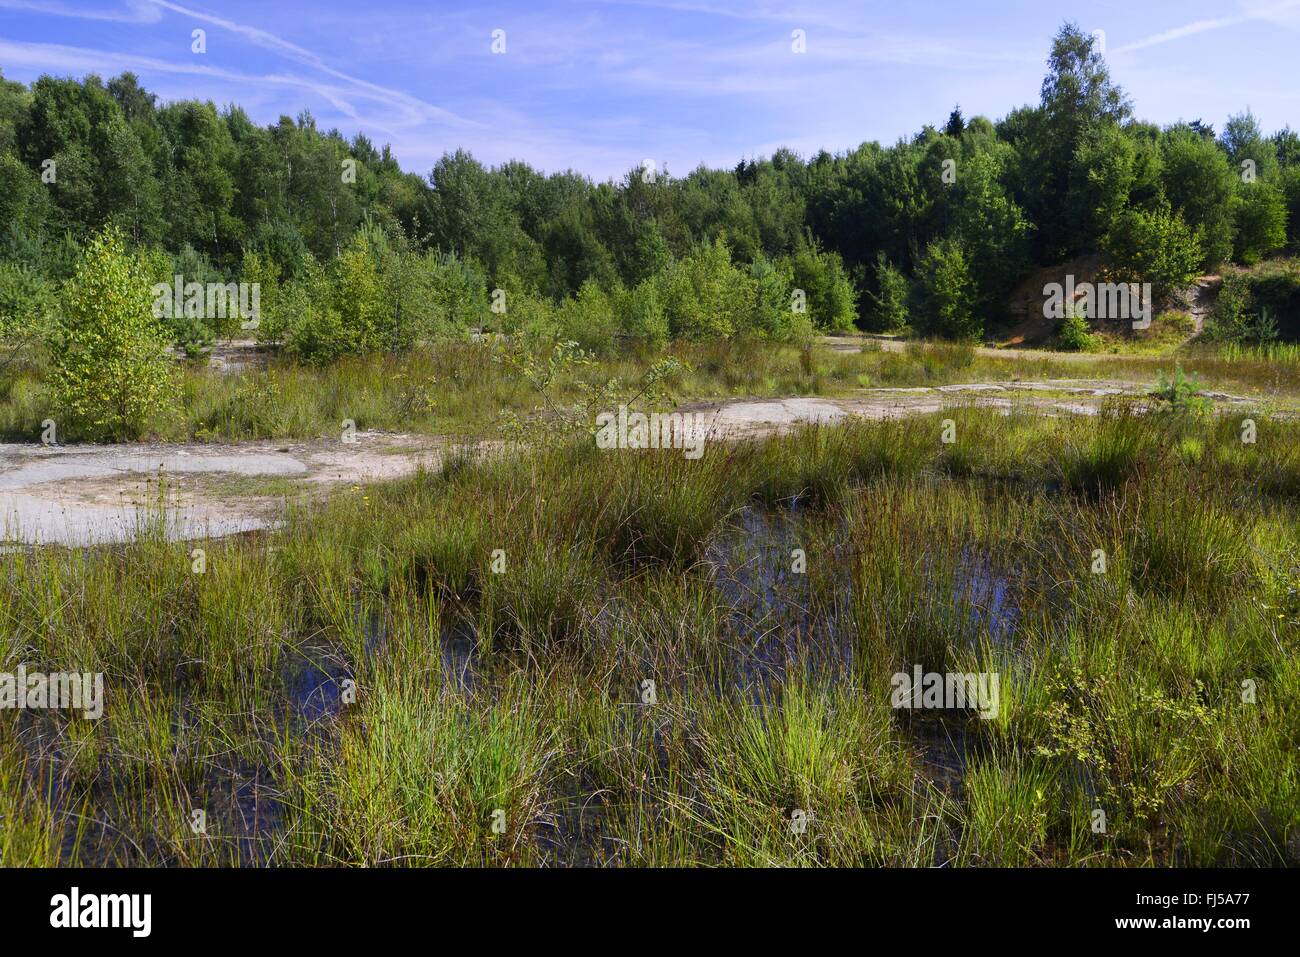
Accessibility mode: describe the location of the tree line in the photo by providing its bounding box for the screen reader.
[1,22,1298,360]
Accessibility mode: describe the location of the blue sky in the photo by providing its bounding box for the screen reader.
[1,0,1298,181]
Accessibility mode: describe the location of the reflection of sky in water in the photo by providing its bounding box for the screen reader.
[704,507,1021,700]
[953,547,1020,646]
[705,506,854,700]
[286,649,347,726]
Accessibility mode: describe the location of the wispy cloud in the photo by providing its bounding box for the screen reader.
[146,1,471,130]
[2,0,476,133]
[585,0,870,30]
[0,37,481,134]
[1112,0,1300,54]
[0,0,162,22]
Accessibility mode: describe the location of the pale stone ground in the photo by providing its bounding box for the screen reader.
[0,377,1265,546]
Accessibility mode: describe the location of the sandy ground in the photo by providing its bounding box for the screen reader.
[0,376,1268,547]
[0,433,458,546]
[689,378,1188,437]
[821,335,1159,362]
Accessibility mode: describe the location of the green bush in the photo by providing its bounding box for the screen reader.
[1204,273,1252,341]
[747,255,796,340]
[612,280,668,347]
[257,232,388,363]
[1056,307,1098,351]
[0,260,56,347]
[1244,267,1300,342]
[240,249,279,339]
[427,251,488,336]
[1204,260,1300,342]
[1150,364,1210,414]
[257,226,491,362]
[1101,203,1202,300]
[791,242,857,332]
[1282,167,1300,246]
[489,284,560,350]
[655,238,752,341]
[171,244,232,347]
[262,257,349,363]
[330,229,388,353]
[557,280,619,355]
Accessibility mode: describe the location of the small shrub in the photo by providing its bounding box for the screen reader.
[1056,309,1098,352]
[1150,364,1209,414]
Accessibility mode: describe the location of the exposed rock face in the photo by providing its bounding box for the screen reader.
[998,255,1218,346]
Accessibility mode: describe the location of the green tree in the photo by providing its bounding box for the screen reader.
[48,227,176,439]
[1281,166,1300,245]
[159,243,220,353]
[427,251,487,335]
[0,152,51,239]
[1029,23,1131,258]
[157,101,240,254]
[100,113,163,244]
[427,149,527,283]
[1068,123,1137,243]
[1221,110,1278,184]
[951,145,1033,308]
[0,69,31,157]
[912,237,980,340]
[543,203,617,298]
[241,248,280,338]
[868,252,909,331]
[330,227,387,353]
[1161,126,1237,268]
[0,260,56,368]
[1233,180,1288,265]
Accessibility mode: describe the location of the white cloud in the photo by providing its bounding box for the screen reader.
[0,0,162,23]
[2,0,476,133]
[0,37,482,137]
[144,1,471,130]
[1112,0,1300,54]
